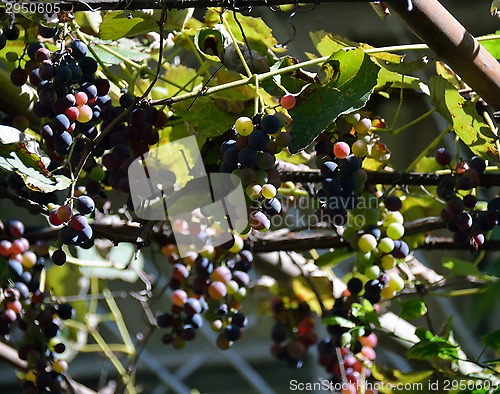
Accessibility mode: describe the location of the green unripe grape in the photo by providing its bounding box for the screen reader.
[378,237,394,253]
[235,116,254,136]
[357,251,374,272]
[387,272,404,292]
[386,222,405,240]
[363,209,380,226]
[261,184,277,199]
[380,254,396,270]
[255,170,269,185]
[352,140,368,157]
[354,117,372,134]
[246,184,262,200]
[342,225,357,241]
[381,287,396,300]
[344,112,361,125]
[358,234,377,252]
[90,166,106,182]
[384,211,404,225]
[365,265,381,280]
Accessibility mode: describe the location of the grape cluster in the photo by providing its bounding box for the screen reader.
[91,101,167,197]
[159,243,253,350]
[48,193,96,262]
[269,297,318,369]
[220,114,291,232]
[319,281,380,393]
[435,148,498,250]
[341,194,409,300]
[14,38,111,164]
[0,219,74,392]
[315,113,376,226]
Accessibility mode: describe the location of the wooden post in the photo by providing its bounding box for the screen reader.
[387,0,500,111]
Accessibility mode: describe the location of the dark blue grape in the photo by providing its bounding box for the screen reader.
[238,147,257,168]
[70,40,88,59]
[119,92,134,108]
[322,178,341,196]
[261,115,281,134]
[224,324,241,341]
[263,198,282,215]
[248,130,269,151]
[223,146,239,166]
[341,155,362,175]
[54,64,72,84]
[76,196,95,215]
[57,304,74,320]
[320,161,338,178]
[79,56,98,75]
[52,249,67,266]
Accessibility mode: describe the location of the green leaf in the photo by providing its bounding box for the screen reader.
[409,328,459,360]
[194,28,224,62]
[77,243,144,282]
[377,67,429,93]
[99,12,159,40]
[0,126,70,192]
[90,39,150,65]
[289,49,379,153]
[430,75,499,161]
[315,250,355,268]
[482,329,500,350]
[398,298,428,320]
[322,315,356,329]
[481,31,500,59]
[442,258,495,281]
[222,12,282,55]
[172,96,250,138]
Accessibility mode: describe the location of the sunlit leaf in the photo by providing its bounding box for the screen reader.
[99,12,159,40]
[289,49,379,153]
[0,126,70,192]
[194,28,224,62]
[430,76,499,161]
[443,258,495,281]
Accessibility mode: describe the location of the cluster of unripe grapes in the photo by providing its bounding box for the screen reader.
[0,219,74,392]
[344,195,408,300]
[220,114,291,232]
[48,193,96,264]
[159,243,252,350]
[435,148,499,250]
[269,297,318,369]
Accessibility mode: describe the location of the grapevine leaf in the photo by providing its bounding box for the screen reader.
[172,96,251,138]
[430,76,499,161]
[322,316,356,329]
[408,328,459,360]
[194,28,224,62]
[442,258,495,281]
[482,329,500,350]
[99,12,159,40]
[289,48,379,153]
[0,126,70,192]
[481,30,500,58]
[90,39,150,65]
[398,298,428,320]
[222,12,282,55]
[315,250,355,268]
[77,243,144,282]
[377,67,429,93]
